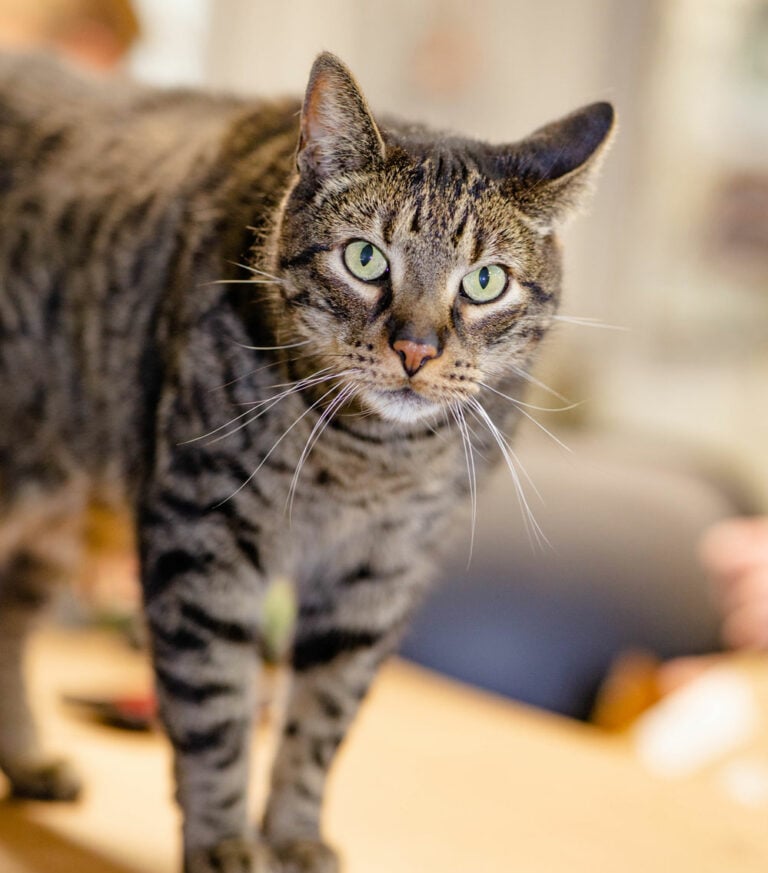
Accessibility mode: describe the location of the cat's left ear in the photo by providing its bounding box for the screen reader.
[498,102,616,231]
[297,52,386,180]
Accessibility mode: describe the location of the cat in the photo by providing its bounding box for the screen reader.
[0,50,613,873]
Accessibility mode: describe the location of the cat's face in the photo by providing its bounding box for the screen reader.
[271,54,613,427]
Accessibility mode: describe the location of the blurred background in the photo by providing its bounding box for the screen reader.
[1,0,767,720]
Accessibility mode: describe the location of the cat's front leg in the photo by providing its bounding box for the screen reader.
[140,497,265,873]
[262,566,431,873]
[262,640,392,873]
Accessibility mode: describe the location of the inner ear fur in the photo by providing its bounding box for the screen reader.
[497,101,616,229]
[297,52,385,180]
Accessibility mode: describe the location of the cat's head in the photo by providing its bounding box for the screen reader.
[271,53,614,427]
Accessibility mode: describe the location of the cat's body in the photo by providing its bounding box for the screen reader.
[0,52,613,872]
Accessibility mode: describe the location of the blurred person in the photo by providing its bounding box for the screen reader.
[0,0,139,72]
[700,516,768,650]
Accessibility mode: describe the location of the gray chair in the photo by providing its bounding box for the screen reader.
[400,427,751,719]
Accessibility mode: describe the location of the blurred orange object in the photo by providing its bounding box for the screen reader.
[590,649,664,731]
[0,0,140,71]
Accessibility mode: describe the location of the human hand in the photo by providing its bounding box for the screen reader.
[699,517,768,649]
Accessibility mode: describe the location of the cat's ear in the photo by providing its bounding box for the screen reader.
[297,53,385,180]
[499,102,615,230]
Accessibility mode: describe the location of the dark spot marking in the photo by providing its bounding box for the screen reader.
[292,629,380,671]
[155,664,233,703]
[520,279,552,302]
[180,601,255,645]
[294,780,320,802]
[409,204,421,235]
[310,739,326,769]
[145,549,215,599]
[235,535,261,571]
[217,789,243,811]
[214,721,248,769]
[150,621,207,652]
[174,719,235,756]
[316,690,343,720]
[315,469,331,486]
[451,209,469,248]
[155,549,210,578]
[279,243,331,270]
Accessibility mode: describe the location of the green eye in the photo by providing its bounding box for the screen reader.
[461,264,507,303]
[343,240,389,282]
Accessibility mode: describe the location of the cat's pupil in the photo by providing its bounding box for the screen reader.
[359,244,373,267]
[478,266,490,289]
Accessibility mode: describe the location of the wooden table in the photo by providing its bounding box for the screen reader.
[0,628,766,873]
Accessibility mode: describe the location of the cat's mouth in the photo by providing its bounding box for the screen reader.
[391,387,426,402]
[359,385,444,425]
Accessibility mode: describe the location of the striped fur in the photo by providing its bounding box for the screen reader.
[0,52,613,872]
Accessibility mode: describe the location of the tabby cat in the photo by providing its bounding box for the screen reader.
[0,51,613,872]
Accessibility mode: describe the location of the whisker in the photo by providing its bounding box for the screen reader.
[226,261,284,283]
[467,398,548,550]
[460,416,491,463]
[234,338,312,352]
[217,381,344,507]
[477,380,581,414]
[477,382,572,453]
[552,315,628,331]
[181,368,341,445]
[208,353,316,395]
[233,364,363,406]
[237,366,339,401]
[212,370,356,445]
[286,382,357,518]
[199,278,281,287]
[509,365,571,404]
[424,418,451,445]
[449,403,478,566]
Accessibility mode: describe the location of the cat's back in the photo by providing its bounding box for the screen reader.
[0,54,298,489]
[0,54,253,192]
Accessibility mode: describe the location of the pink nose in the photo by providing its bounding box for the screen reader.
[392,339,439,376]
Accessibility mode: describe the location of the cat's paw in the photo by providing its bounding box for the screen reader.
[263,839,339,873]
[186,839,259,873]
[8,758,82,802]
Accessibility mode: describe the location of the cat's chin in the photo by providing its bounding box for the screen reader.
[362,387,444,426]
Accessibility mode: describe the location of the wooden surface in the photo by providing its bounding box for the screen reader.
[0,628,767,873]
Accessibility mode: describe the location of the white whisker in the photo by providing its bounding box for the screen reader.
[209,353,317,395]
[237,366,338,402]
[478,382,572,453]
[213,370,357,445]
[235,338,312,352]
[509,365,571,404]
[552,315,628,331]
[218,382,343,506]
[286,382,357,518]
[200,278,280,287]
[467,398,548,549]
[449,403,478,565]
[181,367,341,445]
[477,380,580,414]
[226,261,284,283]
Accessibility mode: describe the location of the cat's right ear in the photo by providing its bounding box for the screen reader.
[498,101,616,231]
[297,53,386,181]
